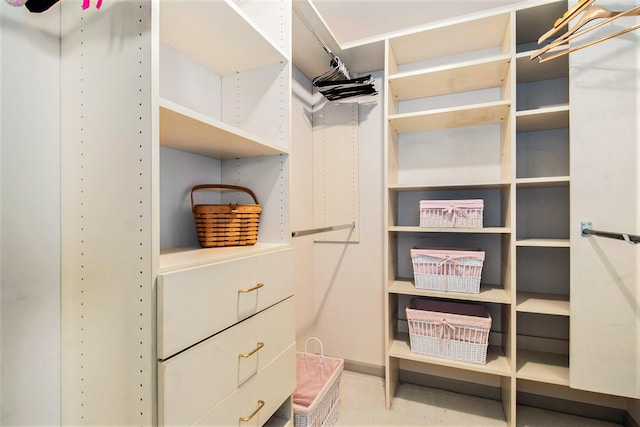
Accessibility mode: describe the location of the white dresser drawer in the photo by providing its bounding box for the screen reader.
[158,248,294,359]
[193,343,296,427]
[158,297,295,426]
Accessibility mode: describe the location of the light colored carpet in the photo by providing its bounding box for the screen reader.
[334,370,623,427]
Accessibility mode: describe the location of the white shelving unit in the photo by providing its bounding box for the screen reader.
[61,0,293,425]
[383,2,569,425]
[157,0,291,260]
[156,1,294,425]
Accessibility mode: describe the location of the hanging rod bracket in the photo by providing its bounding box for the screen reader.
[580,221,593,235]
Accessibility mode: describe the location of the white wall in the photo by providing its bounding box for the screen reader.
[569,0,640,400]
[291,66,317,343]
[0,2,61,425]
[313,72,385,368]
[291,67,385,367]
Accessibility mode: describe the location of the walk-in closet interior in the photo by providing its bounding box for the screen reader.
[1,0,639,425]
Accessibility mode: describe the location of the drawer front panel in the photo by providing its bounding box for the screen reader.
[193,343,296,427]
[158,248,294,359]
[158,297,295,426]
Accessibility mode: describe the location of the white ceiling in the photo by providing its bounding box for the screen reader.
[310,0,531,45]
[292,0,542,79]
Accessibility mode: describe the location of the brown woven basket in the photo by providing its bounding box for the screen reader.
[191,184,261,248]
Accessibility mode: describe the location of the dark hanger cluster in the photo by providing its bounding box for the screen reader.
[312,56,378,101]
[5,0,102,13]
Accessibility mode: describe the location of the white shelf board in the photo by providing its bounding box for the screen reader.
[292,0,385,79]
[389,226,511,234]
[389,55,511,101]
[515,176,570,188]
[390,334,511,377]
[159,99,288,159]
[516,105,569,132]
[159,243,291,273]
[388,181,511,192]
[516,47,569,83]
[390,101,511,134]
[389,280,511,304]
[516,349,569,386]
[389,13,510,65]
[516,292,569,316]
[160,0,287,76]
[516,239,570,248]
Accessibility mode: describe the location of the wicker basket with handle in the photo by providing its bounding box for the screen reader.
[191,184,261,248]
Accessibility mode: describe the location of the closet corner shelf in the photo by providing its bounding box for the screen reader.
[160,0,288,76]
[516,349,569,386]
[160,99,289,159]
[515,238,569,248]
[389,226,511,234]
[389,100,511,134]
[389,279,511,304]
[516,292,569,316]
[390,333,512,377]
[388,180,511,192]
[388,13,511,66]
[388,55,511,101]
[516,105,569,132]
[158,243,291,273]
[515,47,569,83]
[515,176,570,188]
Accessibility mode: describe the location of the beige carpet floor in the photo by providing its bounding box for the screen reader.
[334,370,623,427]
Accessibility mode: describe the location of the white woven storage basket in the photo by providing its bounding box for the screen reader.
[411,248,485,294]
[419,199,484,228]
[294,338,344,427]
[406,298,491,365]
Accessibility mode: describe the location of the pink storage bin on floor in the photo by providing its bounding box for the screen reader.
[294,338,344,427]
[411,247,485,294]
[406,298,491,364]
[419,199,484,228]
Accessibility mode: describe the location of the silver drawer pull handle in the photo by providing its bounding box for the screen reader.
[238,283,264,294]
[239,400,265,423]
[239,342,264,358]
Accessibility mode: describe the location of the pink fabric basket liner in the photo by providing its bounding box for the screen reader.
[407,298,491,330]
[419,199,484,209]
[410,248,485,262]
[293,352,344,415]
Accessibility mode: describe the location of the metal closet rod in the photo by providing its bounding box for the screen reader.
[293,7,334,60]
[580,221,639,244]
[291,222,355,238]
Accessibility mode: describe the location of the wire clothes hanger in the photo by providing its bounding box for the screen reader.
[295,8,378,101]
[313,56,351,82]
[314,72,378,101]
[311,50,378,102]
[531,2,640,63]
